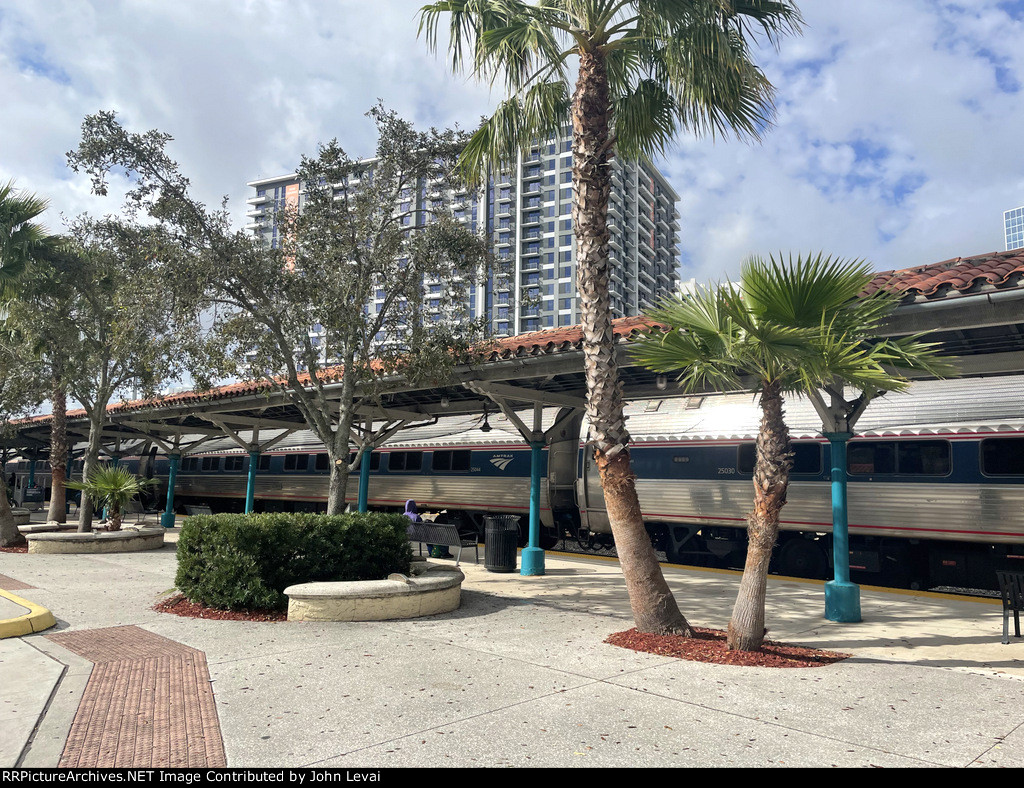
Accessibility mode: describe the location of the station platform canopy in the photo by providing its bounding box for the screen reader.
[7,249,1024,460]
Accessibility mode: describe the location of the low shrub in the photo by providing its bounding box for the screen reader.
[175,512,412,611]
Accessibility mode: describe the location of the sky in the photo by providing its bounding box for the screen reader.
[2,0,1023,286]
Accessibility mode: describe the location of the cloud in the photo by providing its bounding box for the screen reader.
[0,0,1022,285]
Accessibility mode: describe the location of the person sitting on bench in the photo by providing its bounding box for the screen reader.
[405,499,451,558]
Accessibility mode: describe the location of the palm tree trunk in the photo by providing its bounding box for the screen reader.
[46,380,67,523]
[77,413,105,533]
[727,381,791,651]
[573,50,692,636]
[0,478,25,548]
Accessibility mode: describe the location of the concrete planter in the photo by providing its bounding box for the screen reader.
[26,526,165,555]
[285,562,464,622]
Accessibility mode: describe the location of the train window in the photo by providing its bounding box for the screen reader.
[849,442,895,474]
[981,438,1024,476]
[897,441,950,475]
[792,443,822,474]
[284,454,308,472]
[224,457,244,472]
[200,457,220,472]
[258,455,272,471]
[315,453,330,471]
[737,442,821,474]
[181,457,198,472]
[433,450,471,472]
[849,440,950,475]
[737,444,755,473]
[351,451,382,471]
[388,451,423,472]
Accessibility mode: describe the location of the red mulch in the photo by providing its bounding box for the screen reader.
[606,627,849,668]
[154,593,287,622]
[0,545,28,553]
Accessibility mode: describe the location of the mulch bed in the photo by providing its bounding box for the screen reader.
[154,593,287,622]
[607,627,850,668]
[0,545,28,553]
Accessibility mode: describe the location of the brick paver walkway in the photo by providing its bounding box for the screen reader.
[47,626,227,768]
[0,573,34,591]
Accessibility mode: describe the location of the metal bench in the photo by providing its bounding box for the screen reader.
[407,522,479,566]
[997,570,1024,644]
[123,499,162,523]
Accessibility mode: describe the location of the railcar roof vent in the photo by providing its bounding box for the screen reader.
[684,397,705,409]
[644,400,662,412]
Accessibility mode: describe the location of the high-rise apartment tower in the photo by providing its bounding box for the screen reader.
[246,128,680,336]
[1006,205,1024,251]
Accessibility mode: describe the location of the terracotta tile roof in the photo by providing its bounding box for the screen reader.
[82,317,660,417]
[863,249,1024,299]
[19,249,1024,426]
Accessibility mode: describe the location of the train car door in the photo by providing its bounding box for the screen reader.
[579,444,611,534]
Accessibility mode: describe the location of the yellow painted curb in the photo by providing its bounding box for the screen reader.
[0,588,56,638]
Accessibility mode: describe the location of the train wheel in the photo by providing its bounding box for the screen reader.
[779,538,828,580]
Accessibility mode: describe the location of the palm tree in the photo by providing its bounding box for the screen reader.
[419,0,802,634]
[0,181,49,547]
[632,253,954,651]
[66,466,157,532]
[0,180,49,296]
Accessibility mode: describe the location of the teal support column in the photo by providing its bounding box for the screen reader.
[245,450,259,514]
[357,448,371,513]
[161,454,180,529]
[521,441,546,576]
[824,432,861,622]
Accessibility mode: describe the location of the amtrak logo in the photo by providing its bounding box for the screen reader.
[490,456,514,471]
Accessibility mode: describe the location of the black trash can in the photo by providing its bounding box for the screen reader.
[484,514,520,573]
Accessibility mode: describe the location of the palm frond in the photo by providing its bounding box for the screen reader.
[458,82,570,183]
[635,253,957,406]
[740,253,876,327]
[613,79,679,160]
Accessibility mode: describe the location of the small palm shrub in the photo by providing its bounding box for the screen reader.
[175,512,412,611]
[66,466,157,531]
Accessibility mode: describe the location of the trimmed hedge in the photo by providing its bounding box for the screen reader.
[175,512,413,611]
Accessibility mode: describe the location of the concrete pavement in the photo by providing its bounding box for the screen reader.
[2,518,1024,767]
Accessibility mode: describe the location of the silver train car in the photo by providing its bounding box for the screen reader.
[14,375,1024,589]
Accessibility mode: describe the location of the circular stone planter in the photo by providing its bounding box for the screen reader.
[11,509,30,526]
[284,562,464,622]
[26,526,165,554]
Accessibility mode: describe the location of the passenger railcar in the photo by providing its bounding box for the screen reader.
[13,375,1024,589]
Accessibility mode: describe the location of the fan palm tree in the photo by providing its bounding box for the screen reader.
[66,466,157,532]
[419,0,802,634]
[0,180,50,547]
[0,180,49,297]
[632,253,954,651]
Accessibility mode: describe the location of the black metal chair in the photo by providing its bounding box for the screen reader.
[996,571,1024,645]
